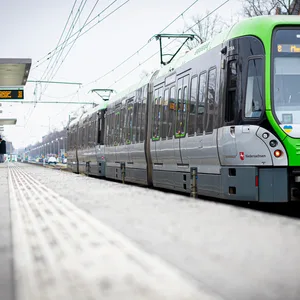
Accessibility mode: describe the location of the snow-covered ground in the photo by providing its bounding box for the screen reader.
[13,163,300,300]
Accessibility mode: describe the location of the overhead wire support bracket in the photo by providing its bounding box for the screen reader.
[89,88,115,101]
[150,33,202,66]
[27,80,82,86]
[0,100,96,105]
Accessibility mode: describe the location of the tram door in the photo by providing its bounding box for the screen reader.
[218,55,238,164]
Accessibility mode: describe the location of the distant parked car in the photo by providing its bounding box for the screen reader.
[47,157,57,165]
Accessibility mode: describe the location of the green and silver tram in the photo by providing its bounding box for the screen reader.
[69,16,300,202]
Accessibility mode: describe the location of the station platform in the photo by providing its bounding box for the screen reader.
[1,162,300,300]
[0,163,14,300]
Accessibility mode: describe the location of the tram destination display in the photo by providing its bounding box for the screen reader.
[277,44,300,53]
[0,89,24,99]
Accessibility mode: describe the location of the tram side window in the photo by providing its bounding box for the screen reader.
[73,130,75,149]
[91,119,94,145]
[152,88,162,139]
[126,102,133,144]
[176,88,183,134]
[225,60,237,122]
[80,126,83,147]
[82,126,85,148]
[168,86,175,138]
[67,130,70,150]
[81,126,83,147]
[85,124,88,147]
[205,68,216,134]
[188,76,198,136]
[85,123,89,147]
[90,120,95,146]
[99,115,105,145]
[161,89,169,139]
[109,112,115,146]
[69,131,71,150]
[78,127,81,148]
[85,125,89,147]
[140,87,147,143]
[110,114,114,146]
[93,118,97,144]
[106,117,109,146]
[97,115,101,144]
[70,131,73,150]
[83,126,85,147]
[135,88,142,144]
[114,112,120,145]
[245,59,263,118]
[132,100,138,143]
[118,108,125,145]
[176,76,189,136]
[90,120,94,145]
[88,121,92,146]
[72,130,74,149]
[109,113,113,146]
[182,86,188,133]
[196,72,207,135]
[136,100,141,143]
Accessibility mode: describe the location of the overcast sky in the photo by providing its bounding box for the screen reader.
[0,0,243,149]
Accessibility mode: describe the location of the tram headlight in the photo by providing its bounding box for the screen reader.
[269,140,278,147]
[274,150,282,158]
[262,132,269,139]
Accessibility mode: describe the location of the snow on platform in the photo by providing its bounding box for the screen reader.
[8,163,219,300]
[4,162,300,300]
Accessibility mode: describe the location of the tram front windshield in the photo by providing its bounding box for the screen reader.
[273,28,300,125]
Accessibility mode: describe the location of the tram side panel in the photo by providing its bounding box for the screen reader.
[104,84,150,186]
[150,46,222,195]
[96,110,107,178]
[76,120,87,174]
[122,87,149,185]
[104,110,118,180]
[179,46,222,197]
[67,125,78,173]
[79,112,100,177]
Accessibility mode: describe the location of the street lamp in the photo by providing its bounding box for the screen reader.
[60,137,64,153]
[56,138,59,155]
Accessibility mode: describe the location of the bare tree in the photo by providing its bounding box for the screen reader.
[242,0,300,16]
[182,11,236,50]
[183,13,221,50]
[139,69,150,79]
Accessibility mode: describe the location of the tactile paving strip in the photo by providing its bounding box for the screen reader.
[8,164,219,300]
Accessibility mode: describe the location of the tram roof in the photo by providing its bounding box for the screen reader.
[108,74,151,105]
[100,16,300,109]
[69,101,109,127]
[156,15,300,79]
